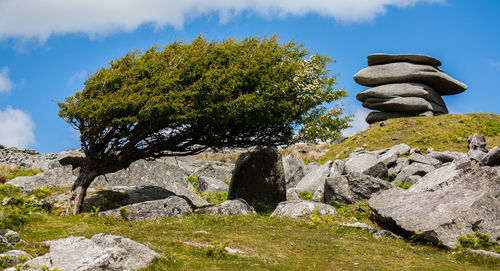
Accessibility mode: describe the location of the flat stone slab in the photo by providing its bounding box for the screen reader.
[271,200,337,218]
[362,96,448,114]
[356,83,446,108]
[354,62,467,95]
[365,111,440,124]
[367,53,442,67]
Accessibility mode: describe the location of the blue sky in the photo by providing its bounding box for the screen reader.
[0,0,499,153]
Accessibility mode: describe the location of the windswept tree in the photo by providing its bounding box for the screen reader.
[58,35,351,214]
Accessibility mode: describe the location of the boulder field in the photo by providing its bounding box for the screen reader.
[1,133,499,262]
[354,53,468,124]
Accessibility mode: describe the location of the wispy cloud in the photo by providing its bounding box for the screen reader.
[0,67,15,93]
[68,70,88,87]
[0,106,35,149]
[489,59,500,69]
[343,107,370,136]
[0,0,444,43]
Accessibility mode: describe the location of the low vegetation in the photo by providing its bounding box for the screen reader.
[3,210,496,270]
[319,113,500,162]
[0,164,42,184]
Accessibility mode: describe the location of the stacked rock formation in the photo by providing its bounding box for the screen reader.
[354,53,468,124]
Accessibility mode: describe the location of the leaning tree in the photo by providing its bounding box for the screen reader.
[58,35,351,214]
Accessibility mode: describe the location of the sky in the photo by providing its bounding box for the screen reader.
[0,0,499,153]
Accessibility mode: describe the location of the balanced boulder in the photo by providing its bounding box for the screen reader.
[354,53,467,124]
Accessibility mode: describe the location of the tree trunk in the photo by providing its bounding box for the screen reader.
[67,168,98,215]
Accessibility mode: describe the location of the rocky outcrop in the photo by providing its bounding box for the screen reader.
[354,53,467,124]
[99,196,192,221]
[368,162,500,248]
[12,234,159,271]
[228,146,286,207]
[271,200,337,218]
[196,176,229,193]
[194,199,256,215]
[6,165,78,192]
[324,172,392,204]
[283,153,307,189]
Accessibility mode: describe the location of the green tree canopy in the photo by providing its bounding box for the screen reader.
[58,35,351,214]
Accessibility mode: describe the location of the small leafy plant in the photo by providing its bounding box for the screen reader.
[457,231,497,249]
[299,191,313,201]
[205,240,231,258]
[188,175,199,188]
[395,181,413,189]
[119,206,130,220]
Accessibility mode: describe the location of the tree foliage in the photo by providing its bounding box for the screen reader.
[58,35,350,213]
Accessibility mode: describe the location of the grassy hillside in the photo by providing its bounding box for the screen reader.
[319,113,500,162]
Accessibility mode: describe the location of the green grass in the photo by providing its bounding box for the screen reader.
[0,164,42,183]
[319,113,500,162]
[6,212,498,270]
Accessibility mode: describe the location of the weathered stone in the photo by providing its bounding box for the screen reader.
[194,199,256,215]
[357,83,446,108]
[196,176,229,193]
[99,196,191,221]
[295,161,333,193]
[54,149,84,169]
[93,159,209,207]
[367,53,442,67]
[270,200,337,218]
[324,172,393,204]
[0,229,20,244]
[340,222,398,238]
[365,111,441,124]
[369,163,500,248]
[426,151,466,163]
[467,134,488,152]
[283,153,307,188]
[0,250,32,266]
[394,163,435,184]
[6,165,77,192]
[17,234,158,271]
[377,144,410,166]
[408,153,441,166]
[304,161,321,175]
[193,162,233,182]
[228,146,286,207]
[353,62,468,95]
[470,250,500,259]
[362,96,448,114]
[481,146,500,166]
[286,188,301,201]
[344,152,388,180]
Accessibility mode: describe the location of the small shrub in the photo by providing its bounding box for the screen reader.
[119,206,130,220]
[299,191,313,201]
[188,176,199,188]
[395,181,413,189]
[457,231,497,249]
[91,206,101,217]
[205,240,231,258]
[201,192,228,205]
[32,187,51,199]
[306,209,335,230]
[388,172,398,182]
[330,201,374,221]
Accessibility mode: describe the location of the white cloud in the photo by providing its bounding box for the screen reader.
[68,70,88,87]
[0,67,15,93]
[343,107,370,136]
[0,0,443,42]
[0,106,35,149]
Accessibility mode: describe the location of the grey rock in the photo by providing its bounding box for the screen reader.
[183,241,246,255]
[19,234,158,271]
[270,200,337,218]
[469,150,487,163]
[467,134,488,152]
[6,165,77,192]
[228,146,286,207]
[99,196,191,221]
[367,53,442,67]
[426,151,466,163]
[394,163,435,184]
[369,163,500,248]
[481,146,500,166]
[353,62,468,95]
[193,162,233,182]
[470,250,500,259]
[340,222,398,238]
[344,152,388,180]
[324,172,393,204]
[295,161,333,193]
[0,229,20,244]
[377,144,410,166]
[82,185,177,212]
[286,188,301,201]
[283,153,307,188]
[54,149,85,169]
[196,176,229,193]
[357,83,447,109]
[408,153,441,166]
[365,111,442,124]
[304,161,321,175]
[361,96,448,114]
[93,159,209,207]
[194,199,256,215]
[0,250,32,266]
